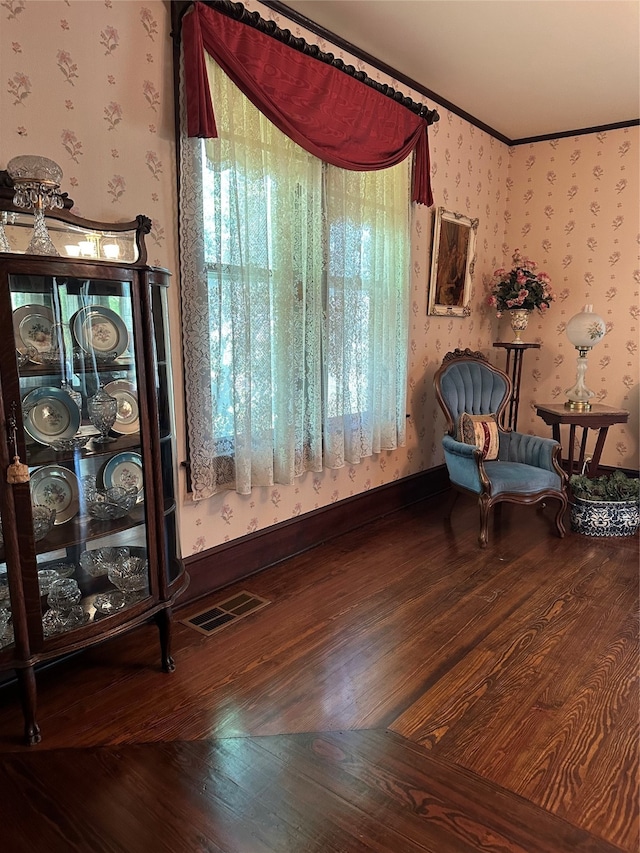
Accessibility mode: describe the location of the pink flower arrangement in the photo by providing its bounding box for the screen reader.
[487,249,555,318]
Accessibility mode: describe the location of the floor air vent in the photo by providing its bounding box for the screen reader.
[182,591,271,636]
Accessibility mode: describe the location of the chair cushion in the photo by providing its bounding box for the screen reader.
[484,461,562,495]
[459,412,499,460]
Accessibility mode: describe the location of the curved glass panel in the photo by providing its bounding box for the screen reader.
[9,272,149,637]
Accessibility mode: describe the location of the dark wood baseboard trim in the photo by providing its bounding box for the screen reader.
[179,466,450,607]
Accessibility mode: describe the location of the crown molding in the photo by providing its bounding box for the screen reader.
[266,2,640,147]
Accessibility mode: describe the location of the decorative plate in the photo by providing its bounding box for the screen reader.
[98,452,144,502]
[103,379,139,435]
[22,387,81,446]
[30,465,80,525]
[13,304,55,361]
[72,306,129,359]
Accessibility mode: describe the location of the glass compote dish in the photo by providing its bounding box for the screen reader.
[79,547,130,578]
[43,577,84,637]
[85,551,146,613]
[83,478,138,521]
[37,562,76,595]
[88,385,118,445]
[50,434,92,452]
[37,569,60,595]
[92,590,127,616]
[108,556,149,602]
[46,577,81,613]
[60,381,82,414]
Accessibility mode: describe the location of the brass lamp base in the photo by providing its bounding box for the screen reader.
[564,400,592,411]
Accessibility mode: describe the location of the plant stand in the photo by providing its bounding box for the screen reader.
[493,342,540,431]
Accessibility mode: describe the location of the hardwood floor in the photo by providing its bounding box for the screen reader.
[0,494,637,852]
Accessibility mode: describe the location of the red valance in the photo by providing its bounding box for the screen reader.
[182,2,433,206]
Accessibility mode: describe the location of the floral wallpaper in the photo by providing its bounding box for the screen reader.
[1,0,637,559]
[0,0,186,541]
[500,131,639,470]
[1,0,176,259]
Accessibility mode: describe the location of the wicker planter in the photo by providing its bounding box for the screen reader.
[570,495,640,537]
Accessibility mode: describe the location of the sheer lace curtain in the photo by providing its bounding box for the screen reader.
[180,54,410,500]
[323,166,410,468]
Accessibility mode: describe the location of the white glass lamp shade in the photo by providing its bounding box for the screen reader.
[565,305,606,350]
[564,305,605,410]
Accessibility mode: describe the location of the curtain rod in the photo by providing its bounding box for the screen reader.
[175,0,439,125]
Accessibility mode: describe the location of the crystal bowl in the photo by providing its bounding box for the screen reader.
[37,569,60,594]
[47,577,81,614]
[85,484,138,521]
[46,562,76,578]
[0,607,10,635]
[42,604,86,637]
[0,505,55,547]
[108,557,148,594]
[38,349,63,366]
[93,590,127,615]
[32,505,57,541]
[79,547,130,578]
[37,563,76,595]
[50,435,91,452]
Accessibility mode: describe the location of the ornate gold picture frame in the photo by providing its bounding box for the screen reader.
[427,207,479,317]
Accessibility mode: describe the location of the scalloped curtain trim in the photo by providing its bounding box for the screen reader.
[182,1,433,206]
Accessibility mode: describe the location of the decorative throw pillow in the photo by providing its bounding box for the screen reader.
[458,413,499,460]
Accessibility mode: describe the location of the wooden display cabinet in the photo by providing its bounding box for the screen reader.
[0,182,187,744]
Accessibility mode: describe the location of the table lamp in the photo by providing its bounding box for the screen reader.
[6,154,64,255]
[564,305,606,410]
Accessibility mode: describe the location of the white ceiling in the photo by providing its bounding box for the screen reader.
[279,0,640,141]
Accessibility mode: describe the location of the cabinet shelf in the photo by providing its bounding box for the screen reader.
[17,358,135,379]
[25,432,142,468]
[36,503,147,555]
[0,203,186,745]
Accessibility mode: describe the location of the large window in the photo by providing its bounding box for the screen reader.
[180,55,411,500]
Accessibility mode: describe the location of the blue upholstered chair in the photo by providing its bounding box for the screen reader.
[434,348,567,547]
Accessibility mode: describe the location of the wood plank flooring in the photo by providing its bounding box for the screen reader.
[0,495,637,852]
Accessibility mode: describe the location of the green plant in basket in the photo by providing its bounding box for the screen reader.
[569,470,640,502]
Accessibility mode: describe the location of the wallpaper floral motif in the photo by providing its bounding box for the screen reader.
[0,0,186,542]
[0,0,176,270]
[1,0,637,559]
[502,132,639,468]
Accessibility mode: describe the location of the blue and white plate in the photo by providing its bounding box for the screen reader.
[72,306,129,359]
[99,452,144,503]
[22,386,81,446]
[30,465,80,525]
[103,379,139,435]
[13,303,54,361]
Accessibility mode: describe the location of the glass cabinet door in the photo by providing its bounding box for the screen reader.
[8,272,151,639]
[0,515,12,650]
[149,279,182,590]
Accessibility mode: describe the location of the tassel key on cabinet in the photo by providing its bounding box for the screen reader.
[6,402,29,484]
